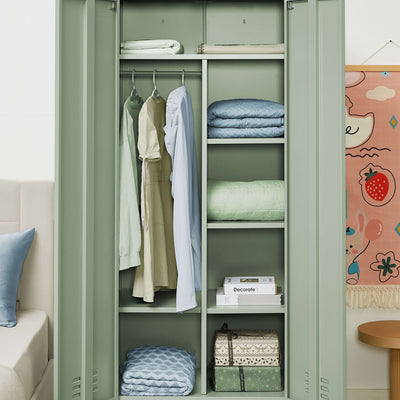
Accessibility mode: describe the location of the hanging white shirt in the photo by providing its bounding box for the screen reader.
[164,86,202,312]
[119,97,142,270]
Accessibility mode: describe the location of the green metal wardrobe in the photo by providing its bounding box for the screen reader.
[55,0,345,399]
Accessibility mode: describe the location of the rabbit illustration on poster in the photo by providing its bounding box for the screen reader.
[346,210,383,285]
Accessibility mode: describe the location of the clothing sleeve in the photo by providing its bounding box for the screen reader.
[119,106,141,270]
[138,106,161,162]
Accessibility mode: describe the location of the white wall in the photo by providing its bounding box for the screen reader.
[346,0,400,390]
[0,1,55,181]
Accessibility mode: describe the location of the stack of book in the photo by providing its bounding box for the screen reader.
[216,276,282,306]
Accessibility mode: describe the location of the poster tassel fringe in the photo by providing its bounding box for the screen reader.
[347,285,400,309]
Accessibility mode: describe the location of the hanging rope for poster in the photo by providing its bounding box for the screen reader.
[346,39,400,72]
[361,39,400,65]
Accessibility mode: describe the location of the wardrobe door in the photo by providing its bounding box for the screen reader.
[287,1,318,398]
[91,1,117,398]
[56,0,86,398]
[316,0,346,398]
[56,1,117,399]
[288,0,345,399]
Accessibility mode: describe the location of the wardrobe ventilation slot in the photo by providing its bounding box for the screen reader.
[72,376,81,398]
[320,377,329,399]
[93,370,99,393]
[304,371,310,394]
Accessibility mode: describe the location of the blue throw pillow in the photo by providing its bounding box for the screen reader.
[0,228,35,327]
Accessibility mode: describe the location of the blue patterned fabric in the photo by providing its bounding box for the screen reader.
[207,99,284,121]
[207,99,284,138]
[208,116,284,128]
[208,126,284,138]
[120,345,196,396]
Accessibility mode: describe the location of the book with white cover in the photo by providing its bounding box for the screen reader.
[223,276,277,295]
[216,287,282,306]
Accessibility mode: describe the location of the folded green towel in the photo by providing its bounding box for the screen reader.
[207,180,284,221]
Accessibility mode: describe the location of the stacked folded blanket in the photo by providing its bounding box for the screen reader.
[208,180,285,221]
[120,345,196,396]
[198,43,284,54]
[207,99,284,138]
[121,39,184,55]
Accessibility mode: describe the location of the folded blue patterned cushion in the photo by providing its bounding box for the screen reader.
[120,345,196,396]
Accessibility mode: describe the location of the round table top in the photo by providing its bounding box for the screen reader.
[358,320,400,349]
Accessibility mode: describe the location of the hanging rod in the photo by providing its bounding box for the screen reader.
[120,69,202,76]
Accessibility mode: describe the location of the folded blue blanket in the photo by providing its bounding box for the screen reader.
[207,99,284,121]
[208,116,284,128]
[208,126,284,138]
[120,345,196,396]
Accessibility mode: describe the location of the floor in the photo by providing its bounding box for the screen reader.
[347,389,389,400]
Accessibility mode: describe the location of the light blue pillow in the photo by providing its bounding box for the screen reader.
[0,228,35,327]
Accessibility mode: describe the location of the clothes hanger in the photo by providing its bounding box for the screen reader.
[181,69,185,87]
[151,70,161,98]
[129,69,143,104]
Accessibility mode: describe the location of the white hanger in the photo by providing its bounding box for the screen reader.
[130,69,142,102]
[181,69,185,86]
[151,70,161,98]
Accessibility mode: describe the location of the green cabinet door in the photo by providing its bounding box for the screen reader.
[316,0,346,398]
[287,0,318,398]
[56,0,117,399]
[288,0,345,399]
[55,0,86,398]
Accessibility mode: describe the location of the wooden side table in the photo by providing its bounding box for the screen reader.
[358,320,400,400]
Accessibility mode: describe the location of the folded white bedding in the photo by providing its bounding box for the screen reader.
[198,43,284,54]
[121,39,184,55]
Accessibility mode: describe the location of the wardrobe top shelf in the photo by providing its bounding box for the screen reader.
[120,54,285,61]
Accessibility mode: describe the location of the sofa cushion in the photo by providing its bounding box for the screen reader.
[0,229,35,327]
[0,310,48,400]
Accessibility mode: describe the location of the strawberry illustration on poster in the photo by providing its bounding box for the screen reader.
[346,70,400,308]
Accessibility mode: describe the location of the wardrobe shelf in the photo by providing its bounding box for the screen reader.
[207,138,285,145]
[207,221,285,229]
[120,54,284,61]
[120,392,285,399]
[204,392,286,399]
[119,289,201,313]
[207,290,285,314]
[120,368,202,399]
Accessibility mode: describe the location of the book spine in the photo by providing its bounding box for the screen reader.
[224,284,276,295]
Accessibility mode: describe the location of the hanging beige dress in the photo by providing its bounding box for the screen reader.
[132,96,177,302]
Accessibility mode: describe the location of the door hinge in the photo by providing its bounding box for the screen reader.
[286,0,304,10]
[105,0,117,10]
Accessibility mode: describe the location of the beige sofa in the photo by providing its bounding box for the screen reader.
[0,181,54,400]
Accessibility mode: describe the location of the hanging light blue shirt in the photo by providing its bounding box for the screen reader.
[164,86,202,312]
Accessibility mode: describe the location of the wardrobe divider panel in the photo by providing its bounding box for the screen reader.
[56,0,86,399]
[201,58,208,396]
[316,0,346,398]
[287,0,318,398]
